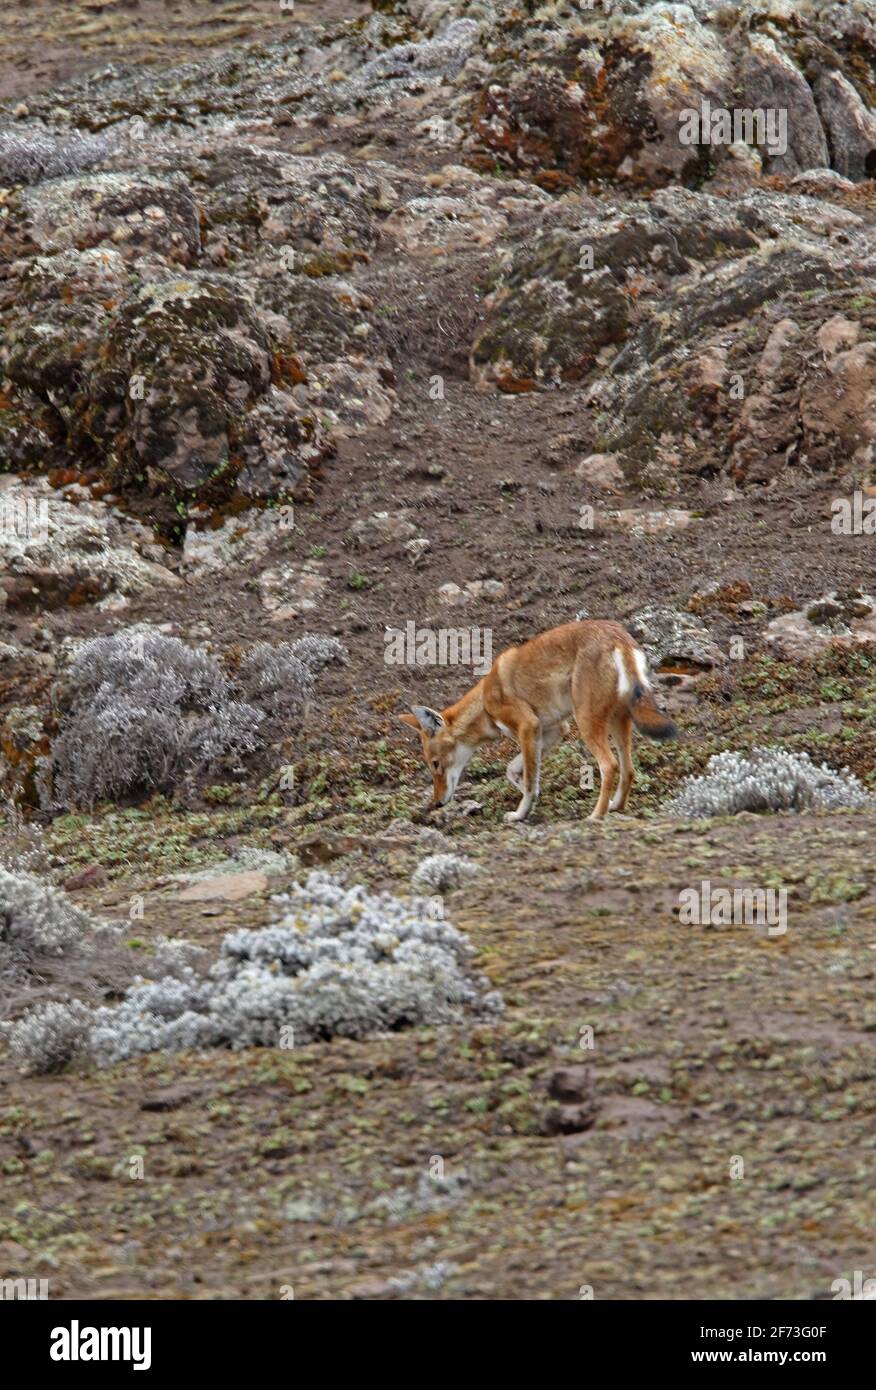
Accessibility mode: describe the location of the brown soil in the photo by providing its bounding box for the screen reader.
[0,0,370,101]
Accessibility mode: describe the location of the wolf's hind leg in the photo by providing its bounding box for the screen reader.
[609,713,634,812]
[573,699,617,821]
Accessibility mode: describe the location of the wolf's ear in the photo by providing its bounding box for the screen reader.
[408,705,445,735]
[399,712,420,731]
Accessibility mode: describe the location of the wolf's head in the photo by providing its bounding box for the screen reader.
[399,706,475,809]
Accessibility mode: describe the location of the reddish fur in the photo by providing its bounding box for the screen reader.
[399,620,678,820]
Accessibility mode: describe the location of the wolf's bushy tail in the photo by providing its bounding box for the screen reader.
[630,681,677,741]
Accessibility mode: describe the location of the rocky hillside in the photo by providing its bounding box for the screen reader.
[0,0,875,1301]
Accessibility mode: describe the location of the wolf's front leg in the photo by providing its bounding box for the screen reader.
[506,753,524,792]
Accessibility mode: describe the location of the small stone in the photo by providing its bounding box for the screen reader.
[601,508,693,536]
[349,510,416,548]
[575,453,625,493]
[438,582,466,606]
[63,864,108,892]
[540,1100,598,1136]
[404,537,431,566]
[140,1087,196,1113]
[177,872,268,902]
[548,1066,592,1104]
[297,833,362,866]
[481,579,506,599]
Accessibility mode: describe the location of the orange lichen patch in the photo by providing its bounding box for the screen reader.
[207,493,254,527]
[47,467,81,488]
[495,374,539,394]
[300,248,367,278]
[66,580,107,606]
[469,45,657,191]
[534,169,577,193]
[688,580,754,615]
[271,351,307,387]
[0,729,50,807]
[465,153,500,176]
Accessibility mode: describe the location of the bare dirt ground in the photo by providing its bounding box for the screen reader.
[1,806,876,1301]
[0,1,875,1302]
[3,808,876,1301]
[0,0,369,101]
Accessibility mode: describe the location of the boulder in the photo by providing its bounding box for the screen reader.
[84,275,328,499]
[0,476,180,610]
[473,184,876,483]
[813,70,876,183]
[629,605,725,670]
[763,591,876,660]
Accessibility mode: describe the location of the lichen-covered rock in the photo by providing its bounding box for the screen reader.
[628,605,725,670]
[0,476,180,611]
[763,590,876,660]
[813,69,876,184]
[195,149,395,269]
[3,11,479,134]
[258,561,329,621]
[0,250,333,511]
[737,32,830,177]
[0,389,58,472]
[348,509,417,549]
[15,171,201,265]
[600,507,693,536]
[84,274,327,499]
[463,0,876,190]
[474,183,876,482]
[471,188,760,390]
[0,705,50,807]
[2,0,874,520]
[468,4,728,190]
[180,508,283,576]
[256,275,373,363]
[1,248,129,430]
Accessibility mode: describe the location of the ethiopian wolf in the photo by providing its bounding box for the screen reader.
[400,620,677,822]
